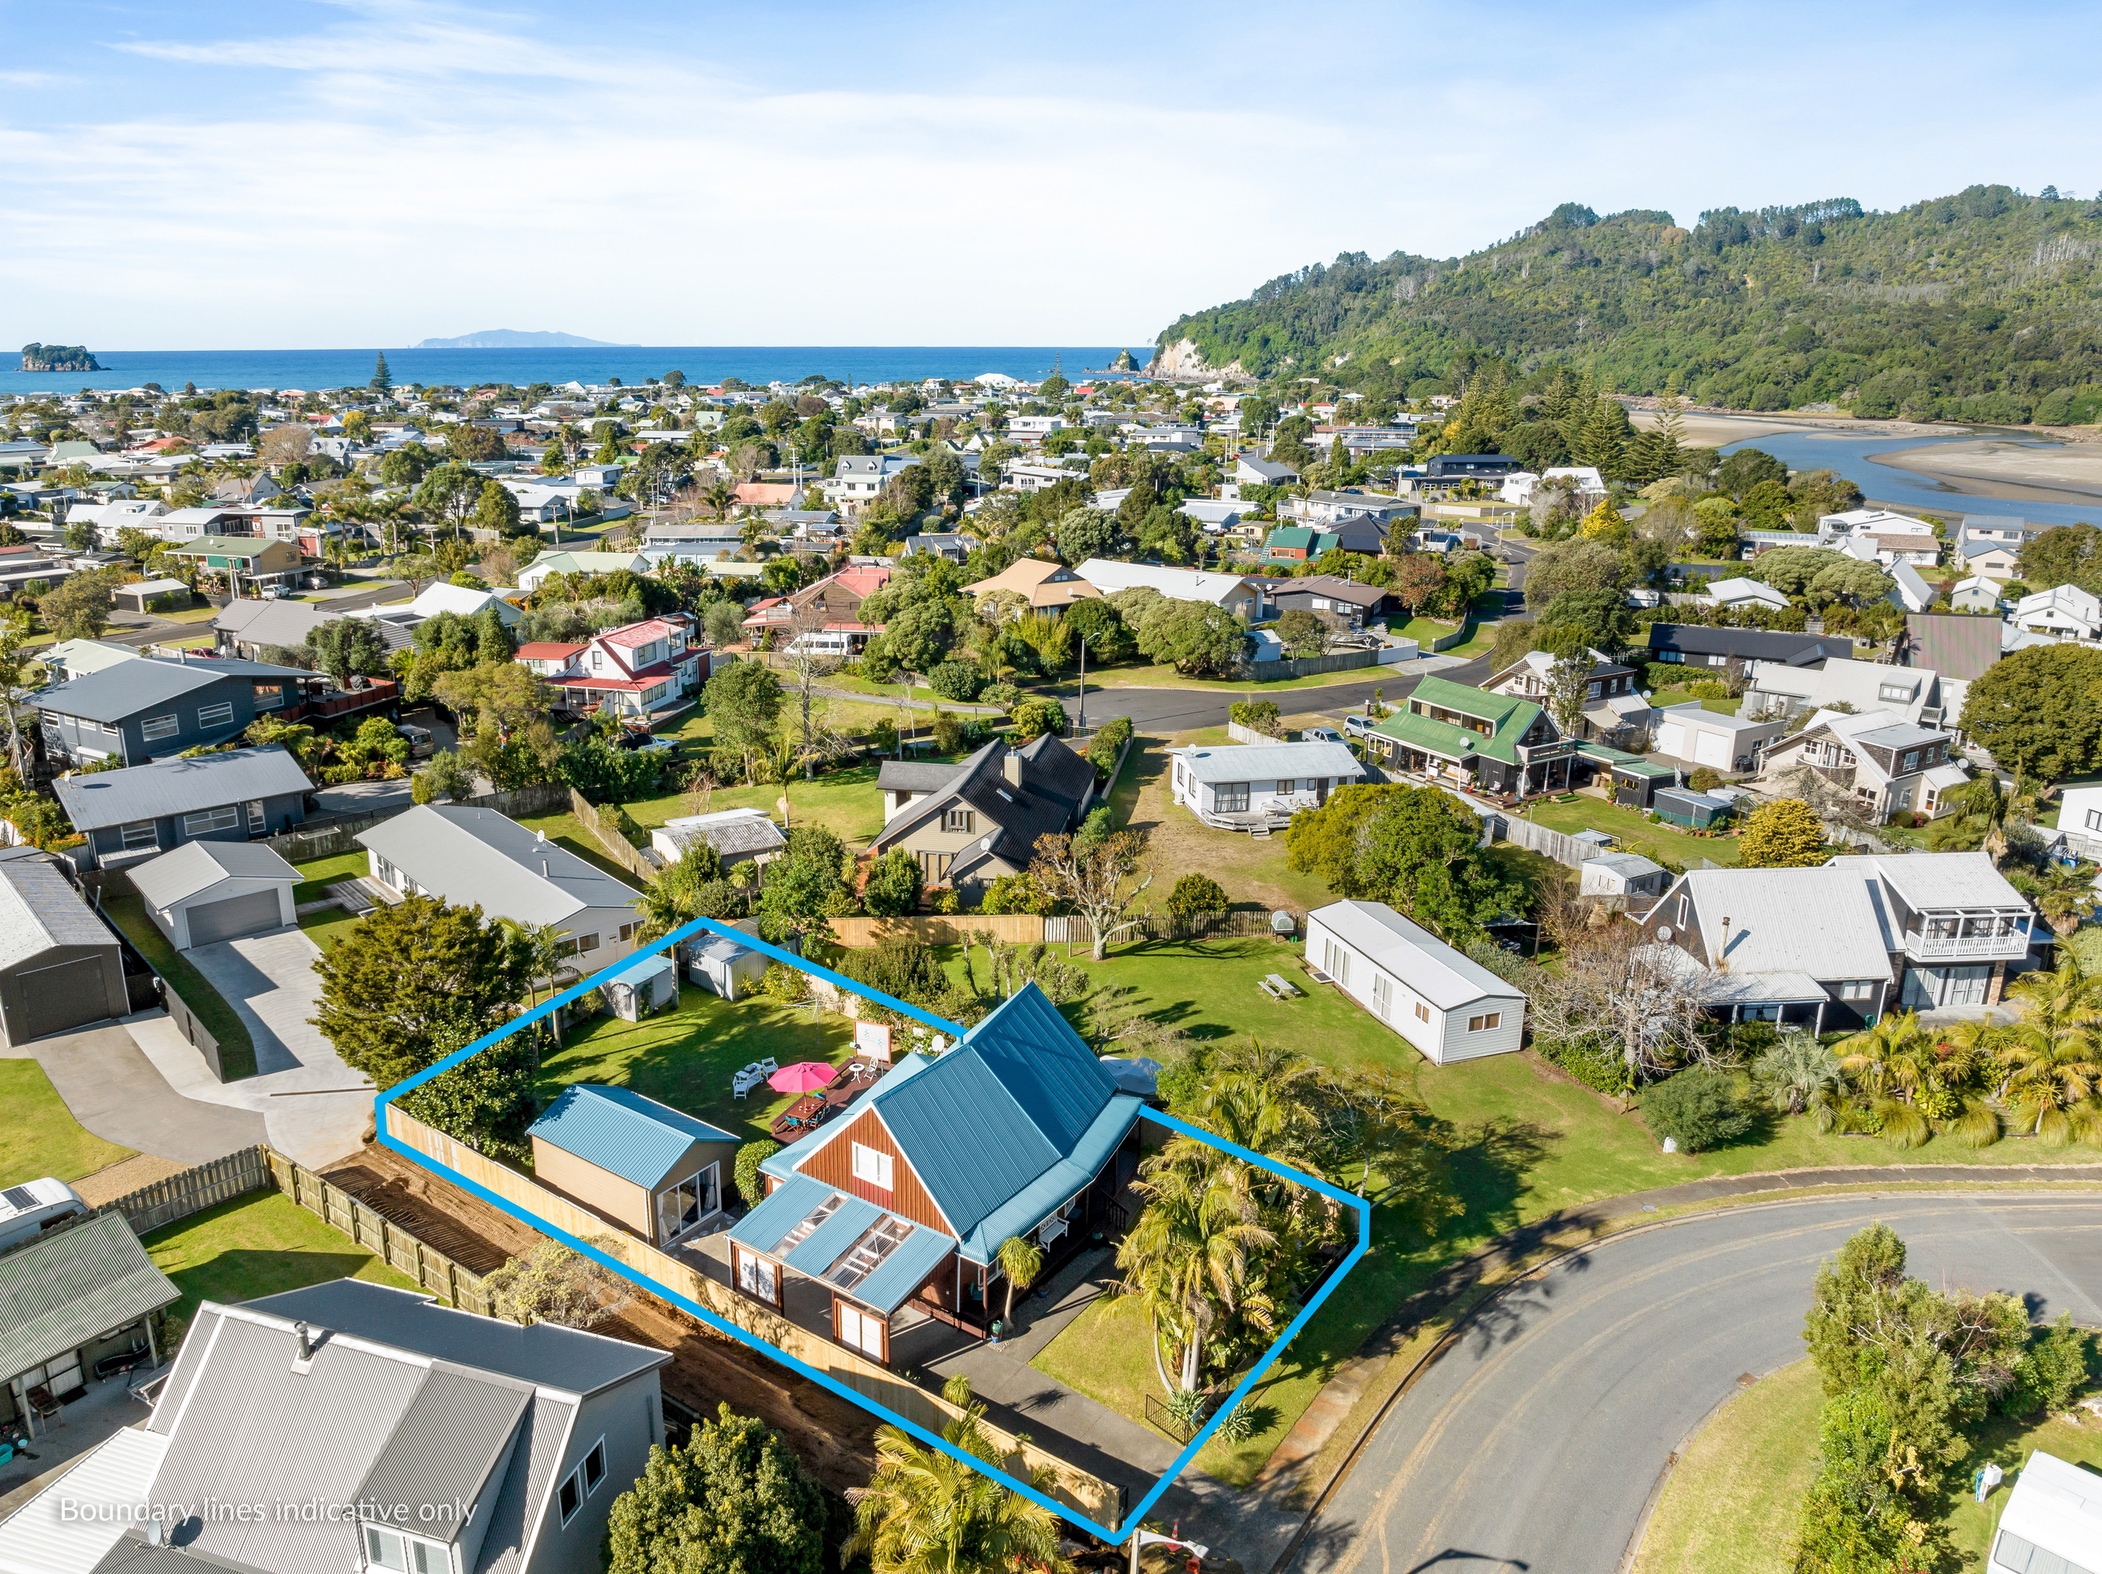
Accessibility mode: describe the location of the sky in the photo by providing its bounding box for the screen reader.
[4,0,2102,350]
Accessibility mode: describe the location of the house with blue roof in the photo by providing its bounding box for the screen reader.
[528,1085,739,1247]
[726,983,1142,1364]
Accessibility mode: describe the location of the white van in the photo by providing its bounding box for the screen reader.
[0,1177,87,1253]
[1988,1450,2102,1574]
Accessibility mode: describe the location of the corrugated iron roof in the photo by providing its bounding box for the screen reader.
[528,1084,737,1191]
[128,839,299,910]
[53,746,313,831]
[0,1211,180,1382]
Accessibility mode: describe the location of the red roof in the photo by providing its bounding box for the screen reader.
[516,641,585,661]
[601,617,681,649]
[551,662,680,692]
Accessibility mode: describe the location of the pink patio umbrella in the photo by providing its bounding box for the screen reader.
[768,1061,837,1095]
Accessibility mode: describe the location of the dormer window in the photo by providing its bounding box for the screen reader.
[362,1523,450,1572]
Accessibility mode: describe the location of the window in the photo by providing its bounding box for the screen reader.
[2086,808,2102,833]
[1586,682,1602,698]
[838,1302,885,1358]
[183,804,242,836]
[196,701,235,730]
[1839,981,1875,1002]
[582,1438,607,1494]
[574,932,600,953]
[253,683,286,711]
[1321,937,1351,987]
[1415,1001,1431,1024]
[851,1142,894,1190]
[362,1524,449,1573]
[246,800,266,834]
[1902,750,1919,770]
[120,820,158,851]
[141,713,180,742]
[1273,779,1296,796]
[737,1245,778,1303]
[1371,973,1393,1020]
[618,922,636,942]
[944,808,975,833]
[559,1468,582,1525]
[1467,1012,1501,1032]
[1214,782,1250,813]
[1878,683,1914,703]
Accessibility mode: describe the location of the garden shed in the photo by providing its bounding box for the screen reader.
[602,950,678,1021]
[685,928,768,1001]
[527,1084,739,1247]
[1652,787,1734,829]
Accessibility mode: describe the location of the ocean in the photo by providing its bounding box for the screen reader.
[1,346,1142,397]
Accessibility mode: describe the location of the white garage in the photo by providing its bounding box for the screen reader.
[1649,703,1787,775]
[129,840,300,951]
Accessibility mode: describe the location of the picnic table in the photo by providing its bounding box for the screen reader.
[1258,973,1303,1000]
[770,1095,829,1142]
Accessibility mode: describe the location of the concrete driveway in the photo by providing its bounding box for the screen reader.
[2,1021,266,1165]
[1293,1194,2102,1574]
[129,926,375,1168]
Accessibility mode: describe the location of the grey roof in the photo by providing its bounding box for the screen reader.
[873,736,1097,878]
[1175,739,1364,785]
[1852,851,2030,912]
[54,747,314,832]
[1584,851,1666,878]
[36,657,309,725]
[655,808,785,859]
[1663,866,1896,982]
[356,805,640,925]
[1272,574,1389,607]
[355,1365,533,1533]
[0,848,117,971]
[1902,613,2002,683]
[0,1212,180,1383]
[1308,901,1527,1010]
[210,599,340,647]
[876,759,969,793]
[128,840,300,909]
[1646,624,1854,665]
[240,1278,668,1396]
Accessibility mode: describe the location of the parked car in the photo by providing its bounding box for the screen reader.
[1341,714,1376,739]
[1302,725,1347,744]
[396,723,434,758]
[0,1177,86,1253]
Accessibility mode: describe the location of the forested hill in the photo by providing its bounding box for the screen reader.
[1154,186,2102,422]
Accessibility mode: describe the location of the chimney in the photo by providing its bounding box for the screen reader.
[293,1321,313,1364]
[1717,916,1731,973]
[1002,747,1023,789]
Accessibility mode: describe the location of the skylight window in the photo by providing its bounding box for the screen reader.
[774,1193,844,1254]
[823,1216,915,1292]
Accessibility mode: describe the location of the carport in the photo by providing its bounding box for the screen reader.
[0,847,130,1044]
[128,840,299,951]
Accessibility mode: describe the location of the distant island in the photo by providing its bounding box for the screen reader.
[20,342,103,372]
[413,329,634,349]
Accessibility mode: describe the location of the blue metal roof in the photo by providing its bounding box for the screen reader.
[958,1093,1142,1263]
[728,1175,956,1315]
[606,951,677,986]
[956,984,1120,1153]
[527,1084,738,1191]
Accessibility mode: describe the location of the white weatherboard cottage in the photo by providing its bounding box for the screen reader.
[1170,739,1365,825]
[1305,900,1526,1063]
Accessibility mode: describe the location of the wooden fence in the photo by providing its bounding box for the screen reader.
[95,1142,498,1315]
[92,878,230,1082]
[568,789,660,883]
[384,1105,1123,1524]
[827,908,1300,950]
[1482,812,1598,870]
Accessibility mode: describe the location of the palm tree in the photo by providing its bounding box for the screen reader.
[498,918,565,1064]
[1116,1156,1277,1395]
[1837,1012,1936,1147]
[995,1235,1043,1328]
[1999,959,2102,1143]
[2011,860,2101,937]
[843,1375,1069,1574]
[1752,1032,1844,1128]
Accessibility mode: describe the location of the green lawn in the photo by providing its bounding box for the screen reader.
[1650,686,1745,716]
[1020,936,2102,1484]
[1087,663,1399,693]
[1396,616,1462,647]
[298,907,363,953]
[537,982,854,1147]
[1521,794,1743,869]
[292,850,367,906]
[1635,1359,1821,1574]
[102,892,258,1080]
[619,762,893,853]
[143,1189,419,1331]
[0,1060,134,1188]
[1637,1355,2102,1574]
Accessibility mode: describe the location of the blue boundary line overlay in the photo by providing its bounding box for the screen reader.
[376,914,1371,1544]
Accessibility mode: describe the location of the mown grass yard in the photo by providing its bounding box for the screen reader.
[1520,792,1743,869]
[0,1060,134,1189]
[618,762,892,853]
[1649,686,1744,716]
[1633,1359,1821,1574]
[101,891,258,1079]
[537,982,854,1146]
[291,850,367,905]
[143,1189,418,1331]
[1019,935,2102,1484]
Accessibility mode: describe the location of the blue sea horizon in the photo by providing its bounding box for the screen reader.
[3,345,1144,396]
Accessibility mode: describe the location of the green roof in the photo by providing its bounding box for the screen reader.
[1265,526,1317,550]
[1374,677,1541,766]
[1577,741,1677,778]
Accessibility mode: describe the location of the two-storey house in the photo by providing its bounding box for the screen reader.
[53,745,313,870]
[1485,648,1648,741]
[36,655,322,766]
[870,735,1098,897]
[1758,708,1971,822]
[527,617,705,718]
[1639,852,2036,1026]
[1365,676,1575,797]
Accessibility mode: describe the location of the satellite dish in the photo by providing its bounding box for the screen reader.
[1658,925,1674,942]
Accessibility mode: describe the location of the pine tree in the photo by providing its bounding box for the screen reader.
[370,351,393,397]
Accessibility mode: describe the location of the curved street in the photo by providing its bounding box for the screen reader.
[1291,1194,2102,1574]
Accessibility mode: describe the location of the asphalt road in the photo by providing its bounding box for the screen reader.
[1291,1194,2102,1574]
